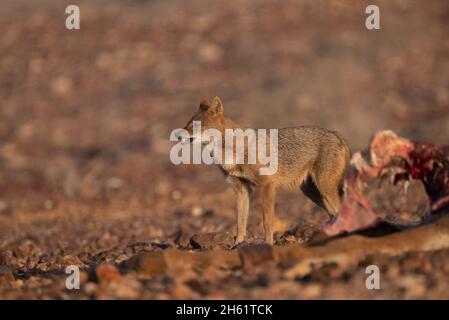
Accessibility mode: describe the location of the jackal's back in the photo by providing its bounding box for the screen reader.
[276,126,350,187]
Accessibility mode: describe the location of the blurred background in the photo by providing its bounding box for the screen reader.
[0,0,448,299]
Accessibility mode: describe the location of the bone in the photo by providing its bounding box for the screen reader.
[283,214,449,279]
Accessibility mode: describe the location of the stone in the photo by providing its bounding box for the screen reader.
[190,232,234,250]
[120,252,167,276]
[93,264,122,284]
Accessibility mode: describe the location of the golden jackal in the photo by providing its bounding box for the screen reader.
[177,96,350,245]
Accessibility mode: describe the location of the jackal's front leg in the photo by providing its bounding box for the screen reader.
[227,177,250,245]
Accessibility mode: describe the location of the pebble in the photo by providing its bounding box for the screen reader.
[198,43,223,64]
[171,190,182,201]
[94,264,122,284]
[0,200,12,214]
[191,206,203,217]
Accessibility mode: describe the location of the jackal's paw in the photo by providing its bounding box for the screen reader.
[232,237,245,249]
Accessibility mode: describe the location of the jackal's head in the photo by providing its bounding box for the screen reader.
[177,96,225,144]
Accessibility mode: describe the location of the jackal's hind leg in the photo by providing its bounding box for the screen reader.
[261,183,276,245]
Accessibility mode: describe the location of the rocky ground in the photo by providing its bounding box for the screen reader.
[0,0,448,299]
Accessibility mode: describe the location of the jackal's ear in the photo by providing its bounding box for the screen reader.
[210,96,223,114]
[199,98,210,111]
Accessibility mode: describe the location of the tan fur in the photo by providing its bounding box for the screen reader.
[180,96,351,245]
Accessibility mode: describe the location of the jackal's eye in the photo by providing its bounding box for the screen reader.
[199,103,209,112]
